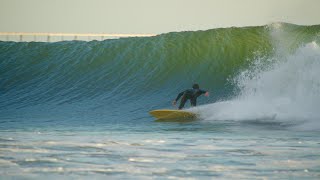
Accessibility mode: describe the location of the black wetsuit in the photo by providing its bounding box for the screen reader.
[175,88,207,109]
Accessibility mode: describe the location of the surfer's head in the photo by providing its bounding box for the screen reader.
[192,83,199,89]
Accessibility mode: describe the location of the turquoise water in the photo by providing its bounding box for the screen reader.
[1,23,320,179]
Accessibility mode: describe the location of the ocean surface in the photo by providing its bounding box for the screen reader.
[1,23,320,179]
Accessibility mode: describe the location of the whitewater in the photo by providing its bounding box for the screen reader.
[198,40,320,130]
[0,23,319,179]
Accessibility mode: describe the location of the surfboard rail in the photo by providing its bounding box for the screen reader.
[149,109,197,120]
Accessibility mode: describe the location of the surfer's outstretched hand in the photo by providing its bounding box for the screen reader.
[172,100,176,106]
[205,92,209,97]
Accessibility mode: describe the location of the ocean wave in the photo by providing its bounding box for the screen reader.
[0,23,319,126]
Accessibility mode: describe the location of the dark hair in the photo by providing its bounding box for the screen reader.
[192,83,199,89]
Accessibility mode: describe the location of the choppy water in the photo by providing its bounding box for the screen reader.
[1,23,320,179]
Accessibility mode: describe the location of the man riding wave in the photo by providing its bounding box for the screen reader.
[172,84,209,109]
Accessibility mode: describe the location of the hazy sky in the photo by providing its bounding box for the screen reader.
[0,0,319,34]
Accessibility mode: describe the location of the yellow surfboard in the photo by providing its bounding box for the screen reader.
[149,109,197,120]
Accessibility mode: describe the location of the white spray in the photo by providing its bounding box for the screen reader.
[196,25,320,130]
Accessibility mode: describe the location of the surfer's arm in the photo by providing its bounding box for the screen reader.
[175,91,184,101]
[172,91,184,106]
[200,89,209,96]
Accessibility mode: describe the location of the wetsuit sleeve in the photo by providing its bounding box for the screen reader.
[200,89,207,94]
[175,91,185,101]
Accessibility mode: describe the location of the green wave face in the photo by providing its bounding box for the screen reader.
[0,23,319,114]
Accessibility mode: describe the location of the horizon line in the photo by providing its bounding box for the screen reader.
[0,32,157,37]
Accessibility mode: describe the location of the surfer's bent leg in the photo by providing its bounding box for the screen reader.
[178,94,188,110]
[190,98,197,107]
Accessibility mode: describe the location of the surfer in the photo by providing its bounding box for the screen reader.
[172,84,209,109]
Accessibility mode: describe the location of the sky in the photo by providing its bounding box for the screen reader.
[0,0,319,34]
